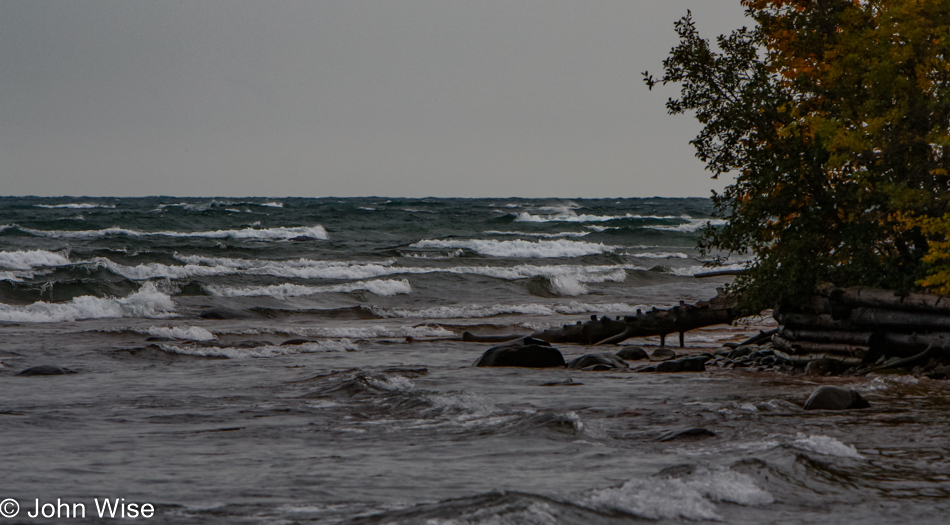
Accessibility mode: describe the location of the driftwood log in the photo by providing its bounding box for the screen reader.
[464,289,736,347]
[773,284,950,368]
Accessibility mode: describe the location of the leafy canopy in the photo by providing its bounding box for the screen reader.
[645,0,950,313]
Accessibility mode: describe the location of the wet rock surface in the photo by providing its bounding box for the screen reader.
[474,338,566,368]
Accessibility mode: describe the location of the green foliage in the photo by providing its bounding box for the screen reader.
[646,0,950,313]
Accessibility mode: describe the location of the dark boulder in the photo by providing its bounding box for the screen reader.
[17,365,76,376]
[655,356,708,373]
[652,348,677,360]
[473,338,566,368]
[803,385,870,410]
[567,353,628,370]
[616,346,649,361]
[656,427,716,442]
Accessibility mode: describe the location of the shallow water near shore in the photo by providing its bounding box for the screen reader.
[2,197,949,523]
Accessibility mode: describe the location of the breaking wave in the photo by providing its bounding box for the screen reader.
[409,239,617,258]
[204,279,412,298]
[158,340,358,358]
[144,325,217,341]
[0,282,175,323]
[0,249,71,270]
[370,301,639,319]
[34,203,115,209]
[5,224,328,241]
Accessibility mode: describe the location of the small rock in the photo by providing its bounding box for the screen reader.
[568,353,628,370]
[616,346,649,361]
[17,365,76,376]
[652,348,676,360]
[803,385,870,410]
[727,345,756,359]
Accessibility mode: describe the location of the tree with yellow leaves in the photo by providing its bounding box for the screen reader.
[646,0,950,313]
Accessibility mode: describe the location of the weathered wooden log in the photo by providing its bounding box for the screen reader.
[593,303,734,346]
[849,307,950,331]
[775,312,856,331]
[880,332,950,352]
[818,284,950,314]
[772,334,868,358]
[778,326,873,346]
[693,269,744,278]
[722,328,778,349]
[772,349,863,366]
[461,332,525,343]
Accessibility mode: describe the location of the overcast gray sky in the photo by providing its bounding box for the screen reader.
[1,1,749,198]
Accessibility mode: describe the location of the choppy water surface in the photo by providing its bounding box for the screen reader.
[1,197,948,523]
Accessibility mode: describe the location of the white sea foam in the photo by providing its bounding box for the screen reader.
[484,230,591,239]
[409,239,617,258]
[0,282,175,323]
[214,325,455,339]
[791,434,863,459]
[34,203,115,209]
[670,262,748,277]
[371,301,639,319]
[145,325,217,341]
[647,218,728,232]
[515,212,690,223]
[158,340,356,358]
[628,251,690,259]
[584,468,773,521]
[260,201,283,208]
[0,250,71,270]
[19,225,329,241]
[204,279,412,298]
[546,275,589,296]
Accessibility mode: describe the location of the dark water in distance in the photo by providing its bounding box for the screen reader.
[1,196,948,524]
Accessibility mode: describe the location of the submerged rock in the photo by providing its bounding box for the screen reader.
[655,356,709,373]
[473,338,566,368]
[655,427,716,442]
[17,365,76,376]
[803,385,870,410]
[616,346,649,361]
[567,353,628,370]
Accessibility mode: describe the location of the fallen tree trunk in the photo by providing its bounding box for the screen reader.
[462,291,737,347]
[772,334,869,359]
[778,326,873,346]
[817,284,950,314]
[849,308,950,331]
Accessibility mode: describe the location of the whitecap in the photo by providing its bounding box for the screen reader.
[0,249,71,270]
[34,203,115,209]
[647,218,728,233]
[19,225,329,241]
[203,279,412,298]
[484,230,591,238]
[145,325,216,341]
[0,282,176,323]
[409,239,616,258]
[158,339,357,358]
[583,467,773,521]
[371,301,641,319]
[790,434,863,459]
